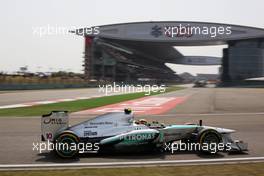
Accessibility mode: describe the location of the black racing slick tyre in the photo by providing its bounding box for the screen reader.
[54,132,79,158]
[198,129,222,154]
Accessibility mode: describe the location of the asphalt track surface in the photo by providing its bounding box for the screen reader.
[0,87,264,166]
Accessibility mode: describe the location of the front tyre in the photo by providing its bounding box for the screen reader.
[55,132,79,158]
[198,129,222,154]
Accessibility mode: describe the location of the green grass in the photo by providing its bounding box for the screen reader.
[1,163,264,176]
[0,86,183,117]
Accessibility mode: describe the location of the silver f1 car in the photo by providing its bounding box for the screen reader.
[41,109,247,158]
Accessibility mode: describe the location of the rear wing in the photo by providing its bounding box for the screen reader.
[41,111,69,142]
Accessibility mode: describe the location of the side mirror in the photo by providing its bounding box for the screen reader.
[199,120,203,126]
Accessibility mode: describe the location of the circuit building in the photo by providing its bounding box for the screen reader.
[74,22,264,82]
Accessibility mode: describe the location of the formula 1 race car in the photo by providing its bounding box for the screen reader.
[41,109,248,158]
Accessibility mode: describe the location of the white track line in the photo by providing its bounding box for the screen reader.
[0,93,125,110]
[1,157,264,169]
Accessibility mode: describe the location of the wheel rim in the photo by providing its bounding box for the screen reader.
[203,134,219,144]
[56,134,78,157]
[200,132,220,153]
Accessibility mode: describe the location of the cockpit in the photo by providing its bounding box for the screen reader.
[135,118,165,129]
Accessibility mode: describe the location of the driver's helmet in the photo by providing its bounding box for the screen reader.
[124,108,132,114]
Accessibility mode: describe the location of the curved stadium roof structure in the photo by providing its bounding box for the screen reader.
[74,22,264,82]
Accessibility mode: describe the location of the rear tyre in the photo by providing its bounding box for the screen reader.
[55,132,79,158]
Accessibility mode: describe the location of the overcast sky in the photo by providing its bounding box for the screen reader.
[0,0,263,75]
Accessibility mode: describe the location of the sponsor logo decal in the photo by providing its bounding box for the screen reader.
[43,118,66,125]
[150,25,162,38]
[120,133,156,141]
[84,131,98,137]
[90,122,113,125]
